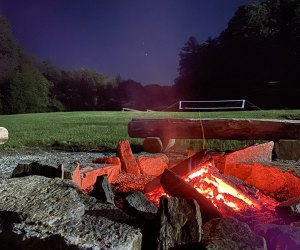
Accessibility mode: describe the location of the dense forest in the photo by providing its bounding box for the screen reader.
[0,0,299,114]
[175,0,300,109]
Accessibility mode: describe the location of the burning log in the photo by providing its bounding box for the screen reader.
[160,169,222,222]
[128,118,300,140]
[144,150,211,193]
[181,162,281,226]
[145,151,280,226]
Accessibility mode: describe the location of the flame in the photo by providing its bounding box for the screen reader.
[146,160,279,224]
[144,159,280,227]
[185,163,261,211]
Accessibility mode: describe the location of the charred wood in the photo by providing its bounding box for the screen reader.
[160,169,222,222]
[144,150,211,193]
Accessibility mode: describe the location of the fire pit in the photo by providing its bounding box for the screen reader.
[107,139,300,249]
[1,138,300,249]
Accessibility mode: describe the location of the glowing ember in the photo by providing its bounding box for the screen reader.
[145,159,279,226]
[185,164,261,211]
[146,162,261,211]
[146,189,170,207]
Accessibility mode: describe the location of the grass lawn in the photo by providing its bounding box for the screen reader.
[0,110,299,152]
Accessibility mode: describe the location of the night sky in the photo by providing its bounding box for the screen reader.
[1,0,254,85]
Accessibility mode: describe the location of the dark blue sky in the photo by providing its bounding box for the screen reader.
[0,0,254,85]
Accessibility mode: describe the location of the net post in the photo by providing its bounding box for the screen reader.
[179,101,182,110]
[242,99,246,109]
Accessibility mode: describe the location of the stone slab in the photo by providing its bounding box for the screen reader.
[72,163,121,190]
[202,218,267,250]
[0,176,142,249]
[275,139,300,160]
[224,141,274,168]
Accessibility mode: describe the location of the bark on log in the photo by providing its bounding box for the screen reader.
[128,119,300,140]
[160,169,222,222]
[144,150,211,193]
[0,127,8,144]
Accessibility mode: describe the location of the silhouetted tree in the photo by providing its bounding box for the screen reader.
[37,60,63,84]
[0,15,20,83]
[0,14,22,113]
[4,63,53,114]
[0,14,64,114]
[175,0,300,108]
[143,84,175,110]
[116,79,146,110]
[53,69,110,111]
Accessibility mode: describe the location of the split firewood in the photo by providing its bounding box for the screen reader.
[0,127,8,144]
[160,168,222,222]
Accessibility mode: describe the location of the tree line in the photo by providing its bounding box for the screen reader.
[0,0,299,114]
[175,0,300,109]
[0,14,174,114]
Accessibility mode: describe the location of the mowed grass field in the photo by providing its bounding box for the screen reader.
[0,110,299,152]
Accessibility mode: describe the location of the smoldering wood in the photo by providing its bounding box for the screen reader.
[144,150,211,193]
[128,118,300,140]
[160,169,222,222]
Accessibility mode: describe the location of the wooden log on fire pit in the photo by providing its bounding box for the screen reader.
[0,127,8,144]
[160,168,222,222]
[128,118,300,140]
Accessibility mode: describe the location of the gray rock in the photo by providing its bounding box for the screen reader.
[90,175,115,205]
[11,161,68,179]
[85,197,135,224]
[255,224,300,250]
[142,137,163,153]
[275,196,300,222]
[0,176,85,227]
[291,221,300,227]
[225,141,274,166]
[202,218,267,250]
[0,150,110,179]
[0,176,142,249]
[142,137,176,153]
[124,191,158,220]
[156,197,202,250]
[275,139,300,161]
[11,215,142,250]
